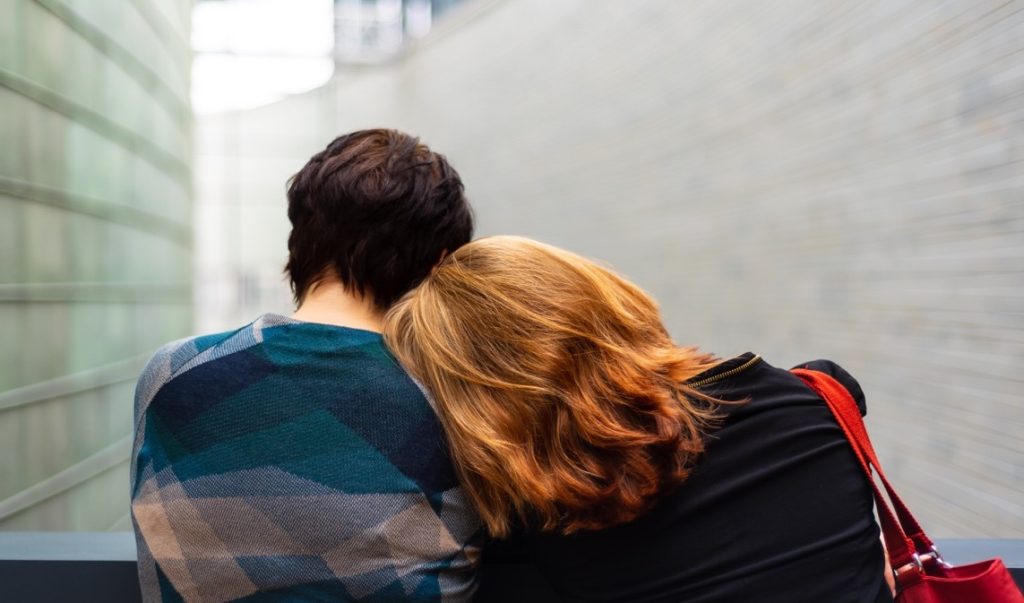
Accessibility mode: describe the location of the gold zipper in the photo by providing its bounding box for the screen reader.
[688,355,763,388]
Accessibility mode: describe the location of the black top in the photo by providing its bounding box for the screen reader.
[480,354,892,603]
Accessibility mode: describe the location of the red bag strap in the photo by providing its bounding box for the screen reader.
[795,370,929,540]
[790,369,935,572]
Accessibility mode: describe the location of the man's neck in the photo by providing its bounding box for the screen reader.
[292,280,383,333]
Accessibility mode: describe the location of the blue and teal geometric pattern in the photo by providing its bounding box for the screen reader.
[130,314,481,602]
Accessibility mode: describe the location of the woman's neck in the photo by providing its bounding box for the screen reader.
[292,279,383,332]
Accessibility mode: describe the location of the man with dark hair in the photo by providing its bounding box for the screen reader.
[130,129,480,602]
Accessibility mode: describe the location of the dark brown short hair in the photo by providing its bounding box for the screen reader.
[285,129,474,310]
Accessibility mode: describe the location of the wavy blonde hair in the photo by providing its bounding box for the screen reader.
[383,236,722,537]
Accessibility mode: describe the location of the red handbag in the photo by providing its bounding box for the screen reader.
[791,368,1024,602]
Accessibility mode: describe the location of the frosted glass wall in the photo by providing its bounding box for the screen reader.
[0,0,193,530]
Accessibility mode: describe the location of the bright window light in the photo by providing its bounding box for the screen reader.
[192,0,336,114]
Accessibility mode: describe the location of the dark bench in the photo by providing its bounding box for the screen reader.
[1,533,1020,602]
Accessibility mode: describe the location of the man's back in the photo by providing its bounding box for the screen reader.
[131,313,480,602]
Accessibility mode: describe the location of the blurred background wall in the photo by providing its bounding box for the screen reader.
[0,0,1020,538]
[198,0,1023,537]
[0,0,193,530]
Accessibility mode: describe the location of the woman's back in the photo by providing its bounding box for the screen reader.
[382,236,892,603]
[489,354,892,603]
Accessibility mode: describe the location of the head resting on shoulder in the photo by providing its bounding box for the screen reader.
[285,128,474,311]
[383,236,721,537]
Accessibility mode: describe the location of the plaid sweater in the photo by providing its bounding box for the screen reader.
[130,314,481,602]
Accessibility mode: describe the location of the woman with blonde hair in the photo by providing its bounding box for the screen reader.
[383,236,892,602]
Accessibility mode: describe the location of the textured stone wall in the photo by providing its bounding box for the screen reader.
[198,0,1023,536]
[0,0,192,530]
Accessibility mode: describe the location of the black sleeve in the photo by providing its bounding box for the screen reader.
[792,359,867,416]
[477,534,564,602]
[481,533,531,563]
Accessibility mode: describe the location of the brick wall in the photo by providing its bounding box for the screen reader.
[200,0,1023,536]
